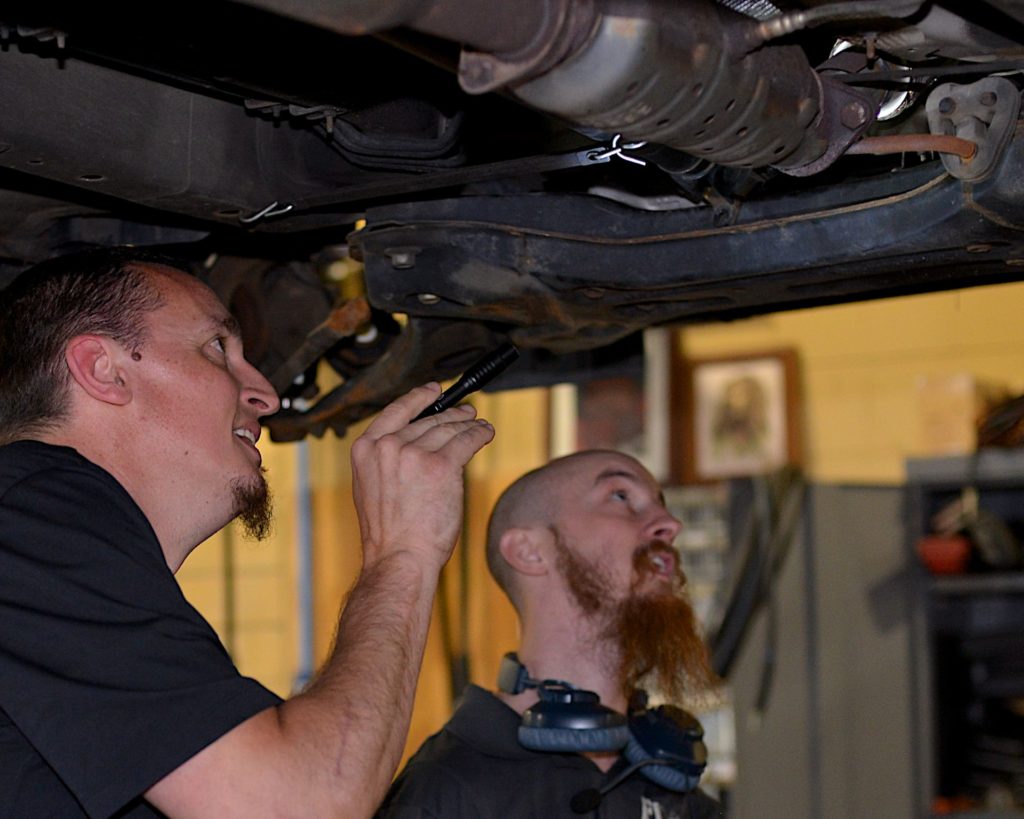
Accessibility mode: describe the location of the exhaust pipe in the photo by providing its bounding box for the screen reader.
[238,0,880,174]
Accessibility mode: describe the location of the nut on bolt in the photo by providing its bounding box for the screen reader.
[460,53,494,90]
[841,101,868,129]
[386,248,419,269]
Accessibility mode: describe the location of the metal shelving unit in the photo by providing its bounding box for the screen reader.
[906,452,1024,819]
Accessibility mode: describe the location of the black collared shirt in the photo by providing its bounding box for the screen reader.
[377,684,724,818]
[0,441,280,818]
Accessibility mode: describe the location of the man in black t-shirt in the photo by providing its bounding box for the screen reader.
[378,451,724,818]
[0,248,495,818]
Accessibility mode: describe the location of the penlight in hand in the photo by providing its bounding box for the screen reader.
[414,342,520,421]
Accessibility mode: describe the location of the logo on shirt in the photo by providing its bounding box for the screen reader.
[641,796,685,819]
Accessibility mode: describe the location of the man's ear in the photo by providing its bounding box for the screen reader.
[65,335,132,406]
[498,527,551,578]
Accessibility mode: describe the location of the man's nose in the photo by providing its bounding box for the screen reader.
[241,360,281,417]
[644,507,682,544]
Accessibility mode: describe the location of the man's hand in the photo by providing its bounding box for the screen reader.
[146,384,493,819]
[350,383,495,570]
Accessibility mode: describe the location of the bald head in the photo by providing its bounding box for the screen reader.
[485,450,652,605]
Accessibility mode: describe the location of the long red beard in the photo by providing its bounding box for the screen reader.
[554,531,718,705]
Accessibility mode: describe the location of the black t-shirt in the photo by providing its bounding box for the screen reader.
[377,685,724,819]
[0,441,282,818]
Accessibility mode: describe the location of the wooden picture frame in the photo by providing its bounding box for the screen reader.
[674,349,802,483]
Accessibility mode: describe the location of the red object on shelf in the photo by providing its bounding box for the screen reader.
[917,534,972,574]
[930,794,978,814]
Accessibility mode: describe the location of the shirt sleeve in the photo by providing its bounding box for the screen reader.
[0,461,281,818]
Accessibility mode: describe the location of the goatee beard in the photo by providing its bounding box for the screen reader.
[232,472,273,541]
[553,530,718,706]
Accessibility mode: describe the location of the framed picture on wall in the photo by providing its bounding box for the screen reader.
[549,328,673,482]
[679,349,801,482]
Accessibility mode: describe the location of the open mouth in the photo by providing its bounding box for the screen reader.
[234,427,257,445]
[233,426,263,466]
[633,541,679,583]
[649,551,675,576]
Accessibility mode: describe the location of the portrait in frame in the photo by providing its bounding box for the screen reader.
[679,349,801,483]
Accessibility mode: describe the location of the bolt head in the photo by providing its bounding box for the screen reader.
[387,248,418,269]
[461,55,494,89]
[938,96,956,115]
[841,101,868,129]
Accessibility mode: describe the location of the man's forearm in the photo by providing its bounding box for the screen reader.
[279,550,441,816]
[148,550,450,819]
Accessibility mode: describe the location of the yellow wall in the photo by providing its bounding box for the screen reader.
[680,281,1024,484]
[176,438,301,697]
[176,277,1024,764]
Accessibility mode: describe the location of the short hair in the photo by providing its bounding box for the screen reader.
[487,451,639,604]
[0,247,184,444]
[485,452,597,605]
[485,464,549,604]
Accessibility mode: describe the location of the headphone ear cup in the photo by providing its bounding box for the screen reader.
[518,700,630,753]
[625,706,708,792]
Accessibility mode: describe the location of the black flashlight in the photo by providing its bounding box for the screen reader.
[414,342,520,421]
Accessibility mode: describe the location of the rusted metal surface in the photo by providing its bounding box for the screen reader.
[847,134,978,161]
[353,163,1023,345]
[268,296,372,395]
[265,317,505,441]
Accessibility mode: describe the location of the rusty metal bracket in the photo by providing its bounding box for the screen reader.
[267,296,372,395]
[264,317,507,441]
[779,74,876,177]
[926,77,1022,182]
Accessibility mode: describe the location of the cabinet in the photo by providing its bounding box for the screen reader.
[728,483,915,819]
[906,451,1024,818]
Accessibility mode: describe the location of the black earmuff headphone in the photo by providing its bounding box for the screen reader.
[497,652,707,805]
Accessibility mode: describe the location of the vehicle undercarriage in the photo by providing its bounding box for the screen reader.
[2,0,1024,438]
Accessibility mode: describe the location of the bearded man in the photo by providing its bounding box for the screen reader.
[376,450,723,818]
